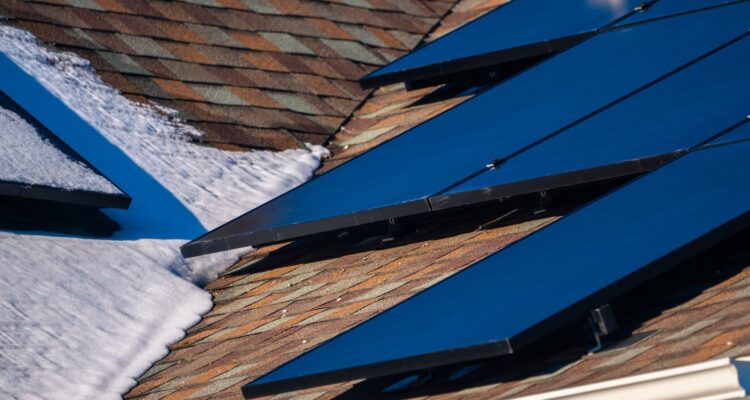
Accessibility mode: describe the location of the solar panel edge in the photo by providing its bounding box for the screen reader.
[429,152,683,211]
[242,339,513,398]
[180,199,431,258]
[0,180,133,209]
[359,32,595,89]
[358,0,516,88]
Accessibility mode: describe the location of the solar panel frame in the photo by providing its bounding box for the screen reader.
[359,0,649,89]
[0,90,131,209]
[242,132,750,399]
[180,200,428,258]
[429,152,682,211]
[359,32,594,89]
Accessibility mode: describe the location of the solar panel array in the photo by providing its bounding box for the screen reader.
[433,29,750,209]
[244,128,750,397]
[182,2,750,258]
[227,0,750,397]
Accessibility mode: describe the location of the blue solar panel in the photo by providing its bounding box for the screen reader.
[431,31,750,210]
[360,0,645,88]
[243,134,750,398]
[617,0,748,26]
[182,3,750,258]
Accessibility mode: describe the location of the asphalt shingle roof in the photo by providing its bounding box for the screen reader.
[0,0,456,150]
[7,0,750,399]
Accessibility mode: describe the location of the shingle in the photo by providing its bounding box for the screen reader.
[190,84,248,106]
[341,24,386,47]
[239,0,281,14]
[320,38,383,64]
[183,0,223,6]
[140,362,176,380]
[98,51,152,75]
[68,28,106,50]
[187,24,242,47]
[388,29,423,48]
[65,0,102,11]
[260,32,315,55]
[118,34,174,58]
[185,376,246,398]
[342,0,373,8]
[267,92,320,115]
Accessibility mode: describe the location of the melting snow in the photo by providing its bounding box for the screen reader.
[0,25,327,399]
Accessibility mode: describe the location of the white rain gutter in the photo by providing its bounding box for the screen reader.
[513,357,750,400]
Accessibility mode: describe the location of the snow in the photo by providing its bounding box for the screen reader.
[0,106,121,194]
[0,25,328,399]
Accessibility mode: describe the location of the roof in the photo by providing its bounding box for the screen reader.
[126,209,563,400]
[0,0,457,150]
[7,0,749,399]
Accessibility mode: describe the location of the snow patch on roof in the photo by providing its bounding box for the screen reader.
[0,25,328,399]
[0,106,121,194]
[0,26,327,231]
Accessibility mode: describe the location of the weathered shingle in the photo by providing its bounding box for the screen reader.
[0,0,447,150]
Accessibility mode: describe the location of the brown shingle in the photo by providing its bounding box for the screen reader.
[2,0,447,149]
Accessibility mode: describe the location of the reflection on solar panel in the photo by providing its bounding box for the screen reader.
[242,133,750,399]
[431,31,750,210]
[617,0,748,26]
[359,0,645,88]
[0,91,131,209]
[181,3,750,258]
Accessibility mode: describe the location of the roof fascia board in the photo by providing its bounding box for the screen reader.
[512,357,750,400]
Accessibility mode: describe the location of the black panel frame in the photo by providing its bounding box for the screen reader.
[0,91,131,209]
[180,200,430,258]
[359,33,594,89]
[242,340,512,398]
[429,152,682,211]
[181,153,680,258]
[0,181,131,209]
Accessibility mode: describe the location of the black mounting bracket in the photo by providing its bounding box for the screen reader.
[588,304,619,353]
[381,218,403,243]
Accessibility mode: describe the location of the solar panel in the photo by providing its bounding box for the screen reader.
[0,90,131,209]
[182,4,750,258]
[359,0,645,88]
[617,0,748,26]
[242,132,750,398]
[431,31,750,210]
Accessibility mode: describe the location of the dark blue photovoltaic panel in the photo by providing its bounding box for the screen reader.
[432,32,750,209]
[360,0,644,87]
[617,0,747,26]
[182,3,750,258]
[243,137,750,398]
